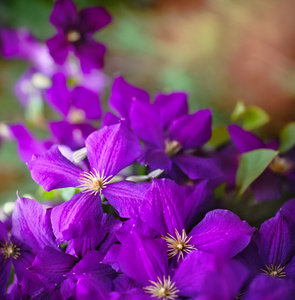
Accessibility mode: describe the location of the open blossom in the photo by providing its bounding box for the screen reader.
[47,0,112,72]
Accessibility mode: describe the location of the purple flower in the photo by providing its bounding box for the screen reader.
[47,0,112,72]
[28,123,143,241]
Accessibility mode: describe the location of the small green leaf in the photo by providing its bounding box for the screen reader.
[279,122,295,153]
[207,125,230,148]
[60,187,78,201]
[231,101,246,121]
[242,106,270,130]
[236,149,278,196]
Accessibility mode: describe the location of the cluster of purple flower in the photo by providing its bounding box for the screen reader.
[1,0,295,299]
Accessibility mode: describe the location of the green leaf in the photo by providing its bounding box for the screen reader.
[242,106,270,130]
[231,101,246,121]
[207,125,230,148]
[279,122,295,153]
[236,149,278,196]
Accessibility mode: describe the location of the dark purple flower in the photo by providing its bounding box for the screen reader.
[47,0,112,72]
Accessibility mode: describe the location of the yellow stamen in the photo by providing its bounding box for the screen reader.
[67,30,81,43]
[261,264,286,278]
[78,169,112,195]
[269,156,293,174]
[164,139,182,156]
[162,229,196,261]
[144,276,179,300]
[0,241,21,260]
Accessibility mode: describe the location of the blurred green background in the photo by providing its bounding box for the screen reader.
[1,0,295,204]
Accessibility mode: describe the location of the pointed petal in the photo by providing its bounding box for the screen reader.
[11,197,58,252]
[0,258,11,295]
[173,154,223,182]
[189,209,255,258]
[130,101,165,149]
[49,0,78,30]
[46,33,70,65]
[154,92,188,128]
[30,246,78,284]
[71,86,102,120]
[28,145,83,191]
[79,7,112,33]
[103,181,150,218]
[168,109,211,149]
[45,72,71,116]
[109,76,149,119]
[75,39,106,72]
[85,123,142,178]
[51,192,103,242]
[118,232,168,284]
[139,179,185,235]
[255,211,295,267]
[228,124,265,153]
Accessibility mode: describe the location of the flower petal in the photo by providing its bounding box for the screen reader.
[28,145,83,191]
[85,123,142,178]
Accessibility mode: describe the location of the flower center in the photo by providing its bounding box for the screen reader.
[69,108,86,123]
[78,169,112,195]
[144,276,179,300]
[67,30,81,43]
[269,156,293,174]
[164,139,182,156]
[0,241,21,260]
[261,264,286,278]
[162,229,196,261]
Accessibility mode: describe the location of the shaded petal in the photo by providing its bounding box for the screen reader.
[45,72,71,116]
[46,33,70,65]
[9,124,51,163]
[141,147,171,171]
[139,179,185,235]
[11,197,58,252]
[154,92,188,128]
[189,209,255,258]
[71,86,102,120]
[168,109,211,149]
[130,101,165,148]
[49,121,95,150]
[255,210,295,267]
[79,7,112,33]
[173,154,223,182]
[28,145,83,191]
[49,0,78,30]
[109,76,149,119]
[30,246,78,284]
[250,169,281,202]
[118,232,168,284]
[51,192,103,242]
[0,257,11,295]
[228,124,265,153]
[103,181,150,218]
[85,123,142,178]
[0,222,8,243]
[243,275,295,300]
[101,112,121,127]
[173,251,248,299]
[281,198,295,223]
[75,39,106,72]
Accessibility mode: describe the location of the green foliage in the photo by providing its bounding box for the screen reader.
[236,149,278,196]
[279,122,295,153]
[207,125,230,148]
[231,101,270,130]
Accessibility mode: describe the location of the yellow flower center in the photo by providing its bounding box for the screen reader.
[0,241,21,260]
[67,30,81,43]
[162,229,196,261]
[78,169,112,195]
[269,156,293,174]
[144,276,179,300]
[261,264,286,278]
[164,139,182,156]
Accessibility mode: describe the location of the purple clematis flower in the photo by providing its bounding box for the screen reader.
[45,72,102,122]
[47,0,112,72]
[137,179,255,262]
[229,124,295,201]
[112,231,248,300]
[28,122,143,241]
[237,210,295,284]
[0,196,59,296]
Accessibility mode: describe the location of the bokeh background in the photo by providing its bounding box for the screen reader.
[1,0,295,204]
